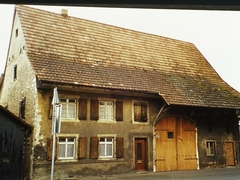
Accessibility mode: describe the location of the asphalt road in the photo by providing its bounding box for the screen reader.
[75,168,240,180]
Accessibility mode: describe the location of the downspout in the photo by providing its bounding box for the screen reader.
[153,102,167,126]
[153,101,167,172]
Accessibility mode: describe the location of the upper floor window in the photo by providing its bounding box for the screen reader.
[13,65,17,80]
[60,98,76,119]
[133,101,148,123]
[90,99,123,122]
[15,28,18,37]
[99,101,114,121]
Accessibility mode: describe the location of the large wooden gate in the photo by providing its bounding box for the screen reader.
[155,116,197,171]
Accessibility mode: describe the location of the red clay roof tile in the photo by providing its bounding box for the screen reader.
[15,5,240,109]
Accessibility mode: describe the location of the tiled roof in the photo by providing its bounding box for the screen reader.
[15,5,240,109]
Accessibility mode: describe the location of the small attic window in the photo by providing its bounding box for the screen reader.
[16,28,18,37]
[14,65,17,80]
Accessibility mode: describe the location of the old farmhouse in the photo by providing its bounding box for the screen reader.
[1,5,240,179]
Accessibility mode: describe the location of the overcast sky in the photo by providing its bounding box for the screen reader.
[0,4,240,92]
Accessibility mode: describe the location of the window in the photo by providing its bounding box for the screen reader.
[206,140,216,156]
[99,137,113,158]
[167,132,174,139]
[47,134,86,161]
[13,65,17,80]
[90,135,124,159]
[16,28,18,37]
[60,98,76,119]
[90,99,123,122]
[99,101,114,121]
[133,101,148,122]
[58,137,75,159]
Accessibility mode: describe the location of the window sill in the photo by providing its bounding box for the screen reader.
[206,154,215,157]
[61,119,78,122]
[56,159,78,163]
[98,157,116,160]
[97,120,117,123]
[132,121,149,125]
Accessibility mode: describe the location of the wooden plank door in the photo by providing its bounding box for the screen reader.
[135,138,147,171]
[225,142,235,166]
[155,117,177,171]
[155,116,197,171]
[177,118,197,170]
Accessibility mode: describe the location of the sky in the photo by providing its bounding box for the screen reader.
[0,4,240,92]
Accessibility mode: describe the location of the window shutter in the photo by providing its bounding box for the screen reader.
[47,136,57,160]
[116,137,124,158]
[90,137,98,159]
[49,96,53,120]
[141,103,148,122]
[134,102,142,122]
[79,98,87,120]
[116,101,123,121]
[90,99,99,120]
[78,137,87,159]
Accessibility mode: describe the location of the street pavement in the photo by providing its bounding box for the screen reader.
[72,167,240,180]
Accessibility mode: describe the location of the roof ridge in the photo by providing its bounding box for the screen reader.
[15,4,193,45]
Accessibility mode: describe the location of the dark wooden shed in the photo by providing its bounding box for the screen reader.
[0,105,33,180]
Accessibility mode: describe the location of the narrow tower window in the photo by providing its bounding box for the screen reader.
[14,65,17,80]
[16,28,18,37]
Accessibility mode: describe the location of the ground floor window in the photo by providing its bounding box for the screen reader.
[58,137,75,159]
[99,137,114,158]
[206,140,216,156]
[90,135,124,159]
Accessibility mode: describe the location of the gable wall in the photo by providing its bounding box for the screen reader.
[0,13,43,179]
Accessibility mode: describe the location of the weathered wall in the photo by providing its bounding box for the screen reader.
[0,12,41,146]
[154,105,239,170]
[32,90,162,179]
[197,109,239,169]
[0,12,43,179]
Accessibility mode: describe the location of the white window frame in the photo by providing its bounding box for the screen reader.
[206,140,216,156]
[98,98,116,122]
[60,98,77,120]
[132,100,149,124]
[56,134,79,161]
[98,134,116,159]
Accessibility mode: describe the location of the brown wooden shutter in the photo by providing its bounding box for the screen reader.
[49,96,53,119]
[141,103,148,122]
[90,99,99,120]
[90,137,98,159]
[116,101,123,121]
[116,137,124,158]
[78,137,87,159]
[47,136,57,160]
[79,98,87,120]
[134,102,142,122]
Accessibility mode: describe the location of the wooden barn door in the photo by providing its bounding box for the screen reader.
[225,142,235,166]
[155,116,197,171]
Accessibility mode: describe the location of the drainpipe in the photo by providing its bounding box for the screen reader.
[153,101,167,172]
[153,102,167,126]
